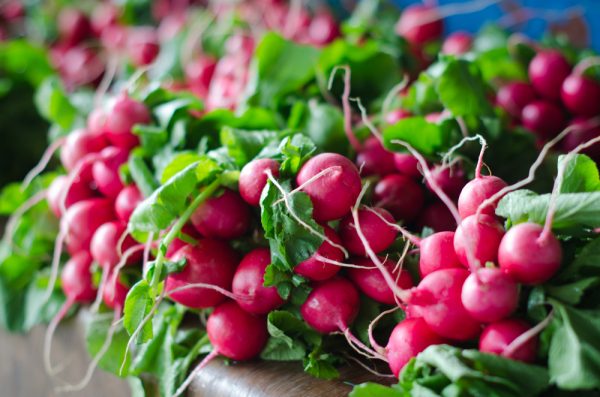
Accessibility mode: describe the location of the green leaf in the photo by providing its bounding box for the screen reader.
[128,151,159,197]
[302,102,348,154]
[0,40,54,86]
[278,134,317,176]
[558,154,600,193]
[85,310,131,376]
[474,48,527,82]
[220,127,278,167]
[160,152,202,184]
[435,59,493,117]
[545,278,600,305]
[153,95,203,130]
[350,383,404,397]
[563,237,600,279]
[383,116,454,157]
[34,77,79,130]
[242,32,321,109]
[123,280,154,344]
[133,125,168,156]
[548,302,600,389]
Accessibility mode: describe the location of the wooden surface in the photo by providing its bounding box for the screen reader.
[0,312,382,397]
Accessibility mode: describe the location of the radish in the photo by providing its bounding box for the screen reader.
[232,248,285,314]
[385,109,412,125]
[102,276,129,311]
[165,240,238,309]
[454,214,504,269]
[561,118,600,161]
[185,56,217,98]
[90,221,140,269]
[419,231,462,277]
[294,225,344,281]
[528,50,571,101]
[59,45,104,88]
[127,27,160,67]
[47,175,95,217]
[90,3,118,36]
[300,277,360,334]
[521,100,566,139]
[296,153,362,222]
[457,175,508,218]
[441,31,472,55]
[461,267,519,323]
[395,5,443,45]
[60,129,108,172]
[416,201,456,232]
[58,8,91,47]
[561,73,600,117]
[238,158,280,206]
[386,318,446,377]
[307,12,340,46]
[393,153,421,179]
[355,137,396,176]
[190,188,251,239]
[498,222,562,285]
[479,319,537,363]
[408,268,481,341]
[165,224,201,258]
[496,82,537,119]
[92,147,128,199]
[115,185,143,223]
[339,207,398,256]
[104,94,150,150]
[426,165,466,200]
[348,256,413,305]
[62,198,116,255]
[373,174,424,222]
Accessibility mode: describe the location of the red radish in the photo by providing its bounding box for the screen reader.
[165,240,238,309]
[355,137,397,176]
[339,207,398,256]
[385,109,412,125]
[102,277,129,311]
[58,8,91,47]
[294,225,344,281]
[92,147,128,198]
[461,267,519,323]
[457,175,508,218]
[300,277,360,334]
[453,214,504,269]
[47,174,95,217]
[441,31,472,55]
[307,12,340,46]
[373,174,424,222]
[60,130,108,172]
[207,300,268,360]
[496,82,537,119]
[498,222,562,285]
[386,318,445,377]
[0,1,24,21]
[59,45,104,88]
[232,248,285,314]
[416,202,456,232]
[426,165,466,200]
[528,50,571,101]
[101,24,128,51]
[409,268,481,341]
[127,27,160,67]
[521,100,566,139]
[105,94,150,150]
[90,221,140,269]
[393,153,421,179]
[561,73,600,117]
[479,319,537,362]
[419,231,462,277]
[165,224,201,258]
[185,56,217,98]
[115,185,144,223]
[62,198,115,255]
[238,158,280,206]
[296,153,362,222]
[395,5,443,45]
[561,118,600,160]
[348,257,413,305]
[190,188,251,239]
[425,111,448,123]
[91,3,119,36]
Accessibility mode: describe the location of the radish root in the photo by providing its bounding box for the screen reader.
[21,138,66,190]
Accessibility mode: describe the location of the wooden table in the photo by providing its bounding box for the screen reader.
[0,314,381,397]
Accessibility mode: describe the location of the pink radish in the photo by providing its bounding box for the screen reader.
[102,276,129,311]
[561,118,600,161]
[62,198,115,255]
[498,222,562,285]
[339,207,398,256]
[395,5,443,45]
[355,137,397,176]
[561,73,600,117]
[393,153,421,179]
[496,82,537,119]
[385,109,412,125]
[426,165,466,200]
[165,240,238,309]
[386,318,446,377]
[457,175,508,218]
[90,221,140,269]
[461,267,519,323]
[408,268,481,341]
[307,12,340,46]
[419,231,462,277]
[296,153,362,222]
[294,225,344,281]
[165,224,201,258]
[417,201,457,232]
[373,174,424,222]
[105,94,150,150]
[454,214,505,269]
[238,158,280,206]
[92,146,129,198]
[58,8,91,47]
[115,185,143,223]
[441,31,472,55]
[521,100,566,140]
[528,50,571,101]
[232,248,285,314]
[479,319,538,363]
[348,257,413,305]
[127,27,160,67]
[185,56,217,98]
[190,188,251,239]
[47,175,96,217]
[60,129,108,172]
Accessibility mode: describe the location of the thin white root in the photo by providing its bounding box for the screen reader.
[328,65,362,151]
[342,328,387,362]
[313,254,376,269]
[59,154,100,215]
[55,309,121,393]
[283,166,343,198]
[108,244,146,304]
[44,299,73,377]
[502,310,554,358]
[42,228,67,304]
[2,190,47,249]
[94,54,120,108]
[363,206,421,246]
[343,354,395,378]
[440,134,485,170]
[21,138,65,190]
[367,306,400,357]
[266,171,350,258]
[170,350,219,397]
[353,97,382,141]
[166,282,251,301]
[91,265,110,313]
